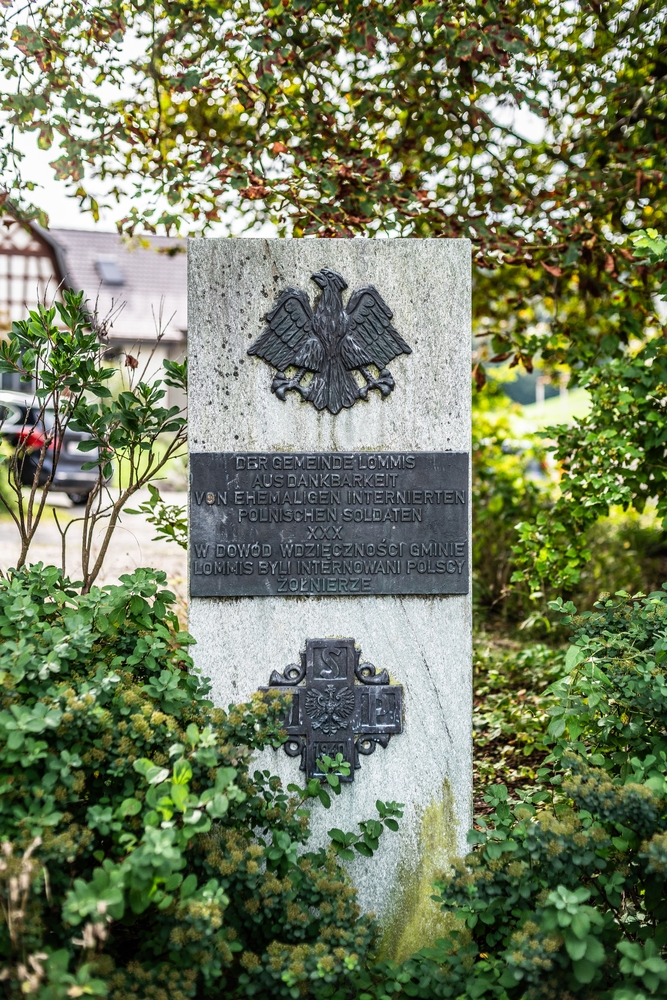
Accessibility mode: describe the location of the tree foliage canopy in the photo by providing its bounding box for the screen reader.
[3,1,667,598]
[1,0,666,369]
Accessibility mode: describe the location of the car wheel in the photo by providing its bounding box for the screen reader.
[67,492,90,506]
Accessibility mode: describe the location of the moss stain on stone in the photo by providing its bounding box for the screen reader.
[379,778,460,963]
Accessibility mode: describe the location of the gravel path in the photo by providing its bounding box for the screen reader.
[0,489,188,604]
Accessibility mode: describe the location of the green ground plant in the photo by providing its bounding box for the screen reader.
[472,374,667,624]
[472,642,566,815]
[576,507,667,612]
[0,564,401,999]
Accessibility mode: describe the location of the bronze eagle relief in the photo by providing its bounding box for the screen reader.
[247,268,411,415]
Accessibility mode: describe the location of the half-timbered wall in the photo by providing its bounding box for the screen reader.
[0,219,58,332]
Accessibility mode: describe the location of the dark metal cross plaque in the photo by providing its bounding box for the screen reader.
[262,638,402,782]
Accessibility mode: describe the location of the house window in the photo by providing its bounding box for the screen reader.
[95,259,125,286]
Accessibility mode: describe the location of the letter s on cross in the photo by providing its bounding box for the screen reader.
[320,647,343,678]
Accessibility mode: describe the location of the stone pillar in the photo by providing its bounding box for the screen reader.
[188,238,471,959]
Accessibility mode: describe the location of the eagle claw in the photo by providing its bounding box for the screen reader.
[359,367,395,400]
[272,370,310,401]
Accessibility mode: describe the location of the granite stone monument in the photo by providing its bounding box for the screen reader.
[188,238,471,959]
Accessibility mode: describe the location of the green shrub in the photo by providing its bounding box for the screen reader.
[473,642,566,812]
[0,564,400,999]
[472,381,552,623]
[7,562,667,1000]
[572,507,667,613]
[547,589,667,778]
[356,590,667,999]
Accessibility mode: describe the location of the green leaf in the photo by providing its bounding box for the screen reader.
[570,912,591,939]
[171,784,189,811]
[355,842,373,857]
[116,797,142,818]
[333,845,355,861]
[564,935,587,961]
[180,874,197,899]
[172,758,193,785]
[584,938,605,964]
[565,645,585,672]
[572,958,597,984]
[328,828,351,844]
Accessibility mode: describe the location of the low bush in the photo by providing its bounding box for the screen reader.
[359,589,667,999]
[472,380,551,624]
[0,564,399,999]
[473,371,667,627]
[5,563,667,1000]
[574,508,667,611]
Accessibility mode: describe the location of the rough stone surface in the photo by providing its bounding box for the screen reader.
[188,238,472,956]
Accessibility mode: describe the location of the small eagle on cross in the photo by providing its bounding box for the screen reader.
[305,683,356,737]
[248,268,412,415]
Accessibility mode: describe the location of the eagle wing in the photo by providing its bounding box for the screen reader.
[333,686,356,724]
[305,688,326,728]
[341,286,411,370]
[248,288,322,371]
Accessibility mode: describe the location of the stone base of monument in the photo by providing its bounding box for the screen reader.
[188,238,471,959]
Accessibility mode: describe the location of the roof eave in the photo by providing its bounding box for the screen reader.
[30,223,72,290]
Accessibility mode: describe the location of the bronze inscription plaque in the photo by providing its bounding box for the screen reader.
[190,451,469,598]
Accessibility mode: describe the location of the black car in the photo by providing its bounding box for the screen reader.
[0,390,105,505]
